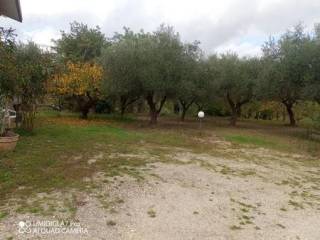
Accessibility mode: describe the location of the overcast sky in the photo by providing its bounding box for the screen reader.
[1,0,320,56]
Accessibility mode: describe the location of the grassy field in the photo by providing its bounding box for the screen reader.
[0,111,319,214]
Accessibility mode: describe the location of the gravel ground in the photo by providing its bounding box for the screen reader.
[1,144,319,240]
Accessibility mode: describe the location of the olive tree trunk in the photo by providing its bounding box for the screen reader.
[179,98,195,122]
[282,100,296,127]
[146,93,166,125]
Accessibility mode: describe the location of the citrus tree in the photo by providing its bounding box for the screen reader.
[51,62,103,118]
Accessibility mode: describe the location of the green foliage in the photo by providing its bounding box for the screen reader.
[0,27,17,98]
[95,99,113,114]
[139,25,184,96]
[208,53,260,125]
[176,41,209,120]
[100,28,142,115]
[15,42,52,131]
[52,22,108,117]
[0,28,17,135]
[101,25,185,123]
[53,21,108,63]
[261,24,313,126]
[304,24,320,104]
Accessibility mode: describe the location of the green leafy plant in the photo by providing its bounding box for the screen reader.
[0,28,17,136]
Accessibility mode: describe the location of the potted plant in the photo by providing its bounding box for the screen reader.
[0,97,19,151]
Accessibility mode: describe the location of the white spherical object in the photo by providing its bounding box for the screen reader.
[19,221,25,228]
[198,111,205,118]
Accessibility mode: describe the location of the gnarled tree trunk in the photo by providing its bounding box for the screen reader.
[120,95,140,116]
[146,93,166,125]
[76,92,97,119]
[226,92,250,126]
[282,100,296,126]
[179,98,195,122]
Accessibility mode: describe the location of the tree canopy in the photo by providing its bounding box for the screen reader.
[261,24,313,126]
[53,21,108,63]
[209,54,260,125]
[3,21,320,127]
[51,62,103,118]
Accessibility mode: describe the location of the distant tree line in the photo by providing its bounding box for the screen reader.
[1,22,320,131]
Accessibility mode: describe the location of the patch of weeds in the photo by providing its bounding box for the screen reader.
[220,165,234,175]
[242,215,251,220]
[245,220,253,224]
[100,199,112,209]
[280,180,290,185]
[116,198,124,204]
[280,207,287,211]
[239,170,256,177]
[241,208,249,213]
[147,209,156,218]
[193,211,199,215]
[237,201,256,209]
[276,223,286,229]
[63,195,77,218]
[107,220,117,226]
[278,178,303,188]
[15,199,46,215]
[109,208,118,214]
[288,200,304,210]
[311,185,320,191]
[230,225,242,230]
[239,215,254,225]
[0,211,8,220]
[99,155,148,181]
[100,196,124,211]
[149,173,165,181]
[18,206,42,214]
[224,134,278,148]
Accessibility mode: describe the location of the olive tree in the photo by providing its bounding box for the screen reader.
[15,42,52,131]
[304,23,320,104]
[100,28,142,116]
[53,21,108,63]
[137,25,185,124]
[261,24,312,126]
[211,54,260,126]
[0,28,17,135]
[176,41,206,121]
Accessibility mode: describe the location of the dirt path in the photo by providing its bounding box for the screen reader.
[1,142,320,240]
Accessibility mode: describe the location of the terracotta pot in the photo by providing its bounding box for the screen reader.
[0,133,19,151]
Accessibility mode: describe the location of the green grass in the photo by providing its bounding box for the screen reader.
[0,211,8,219]
[224,134,278,148]
[0,118,143,202]
[212,117,320,156]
